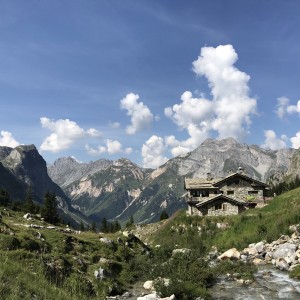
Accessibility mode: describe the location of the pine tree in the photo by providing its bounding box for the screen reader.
[42,191,60,224]
[125,216,134,229]
[91,221,97,232]
[0,189,10,206]
[160,210,169,221]
[79,220,85,231]
[100,217,109,233]
[25,187,35,213]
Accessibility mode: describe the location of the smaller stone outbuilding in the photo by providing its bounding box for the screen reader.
[185,168,268,217]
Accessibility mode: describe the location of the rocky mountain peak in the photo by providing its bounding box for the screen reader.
[113,158,138,167]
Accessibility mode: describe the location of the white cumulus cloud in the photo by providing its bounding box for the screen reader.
[291,132,300,149]
[276,97,300,119]
[164,44,257,156]
[86,139,132,156]
[120,93,153,135]
[87,128,102,137]
[40,117,99,153]
[141,135,168,168]
[261,130,287,150]
[0,130,20,147]
[109,122,121,129]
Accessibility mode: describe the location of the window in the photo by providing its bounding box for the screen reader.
[248,191,259,195]
[215,203,222,210]
[227,190,234,195]
[222,204,227,210]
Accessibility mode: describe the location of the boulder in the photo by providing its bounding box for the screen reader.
[252,258,264,265]
[94,266,110,280]
[99,237,113,245]
[137,293,158,300]
[23,213,32,220]
[275,258,289,271]
[273,243,297,259]
[242,247,258,257]
[216,223,229,230]
[143,280,154,291]
[172,248,191,256]
[254,241,266,254]
[218,248,240,260]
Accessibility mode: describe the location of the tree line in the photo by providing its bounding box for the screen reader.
[269,175,300,197]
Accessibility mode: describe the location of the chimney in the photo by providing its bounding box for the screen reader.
[237,167,244,174]
[206,172,212,181]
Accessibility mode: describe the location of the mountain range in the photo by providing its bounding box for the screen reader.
[0,138,298,226]
[47,137,297,224]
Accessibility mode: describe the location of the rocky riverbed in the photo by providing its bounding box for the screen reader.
[210,265,300,299]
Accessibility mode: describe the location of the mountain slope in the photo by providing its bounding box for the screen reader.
[49,138,295,224]
[0,145,89,226]
[286,148,300,179]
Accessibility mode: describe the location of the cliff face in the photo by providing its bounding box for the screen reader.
[0,145,89,226]
[286,148,300,179]
[48,138,296,224]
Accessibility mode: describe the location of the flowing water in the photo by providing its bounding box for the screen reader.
[210,266,300,299]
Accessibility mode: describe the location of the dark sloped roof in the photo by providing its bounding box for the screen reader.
[185,172,267,190]
[195,194,246,208]
[214,172,267,187]
[184,177,222,189]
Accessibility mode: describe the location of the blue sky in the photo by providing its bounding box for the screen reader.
[0,0,300,167]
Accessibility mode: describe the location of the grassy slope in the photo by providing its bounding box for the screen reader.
[1,187,300,299]
[0,209,139,300]
[149,187,300,253]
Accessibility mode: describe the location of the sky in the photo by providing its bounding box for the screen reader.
[0,0,300,168]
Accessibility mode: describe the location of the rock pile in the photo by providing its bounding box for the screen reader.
[218,225,300,272]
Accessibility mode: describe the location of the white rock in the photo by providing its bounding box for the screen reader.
[273,243,297,259]
[143,280,154,291]
[255,241,265,253]
[172,248,191,256]
[275,258,289,271]
[99,237,113,245]
[23,213,32,220]
[137,293,158,300]
[218,248,240,260]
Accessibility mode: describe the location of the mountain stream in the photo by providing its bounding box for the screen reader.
[210,265,300,299]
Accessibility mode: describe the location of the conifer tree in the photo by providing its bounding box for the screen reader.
[100,217,109,233]
[79,220,85,231]
[42,191,60,224]
[160,210,169,221]
[125,216,134,229]
[25,187,35,213]
[0,189,10,206]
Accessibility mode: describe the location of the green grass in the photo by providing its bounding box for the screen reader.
[1,186,300,299]
[212,187,300,251]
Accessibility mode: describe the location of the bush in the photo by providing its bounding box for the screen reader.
[64,273,95,297]
[0,235,20,250]
[290,265,300,279]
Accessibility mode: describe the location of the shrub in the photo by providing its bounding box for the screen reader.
[64,273,95,297]
[290,265,300,279]
[0,235,20,250]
